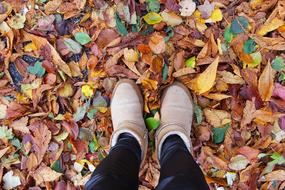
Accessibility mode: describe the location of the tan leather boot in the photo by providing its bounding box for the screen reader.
[155,82,193,160]
[110,79,148,166]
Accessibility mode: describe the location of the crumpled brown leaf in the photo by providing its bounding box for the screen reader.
[31,164,62,185]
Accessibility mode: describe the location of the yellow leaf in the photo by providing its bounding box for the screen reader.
[82,84,94,98]
[24,42,37,52]
[203,93,232,101]
[143,12,162,25]
[58,83,74,97]
[258,61,275,101]
[206,8,223,23]
[250,0,263,9]
[257,18,284,36]
[123,48,139,62]
[196,56,219,94]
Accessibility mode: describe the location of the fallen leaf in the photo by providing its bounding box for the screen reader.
[229,154,250,171]
[31,164,62,185]
[143,12,162,25]
[161,11,183,26]
[257,18,284,36]
[81,85,94,98]
[237,146,260,161]
[261,170,285,181]
[0,104,7,119]
[204,108,231,127]
[196,56,219,94]
[10,116,29,133]
[218,71,245,84]
[258,61,275,101]
[23,31,72,77]
[148,33,166,54]
[74,32,91,45]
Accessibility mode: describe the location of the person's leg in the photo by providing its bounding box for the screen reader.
[155,82,209,190]
[155,135,209,190]
[85,79,148,190]
[85,133,141,190]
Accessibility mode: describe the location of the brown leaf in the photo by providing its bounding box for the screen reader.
[106,65,139,79]
[30,123,51,165]
[241,99,256,128]
[31,164,62,185]
[204,108,231,127]
[261,170,285,181]
[10,116,29,133]
[258,61,275,101]
[237,146,260,161]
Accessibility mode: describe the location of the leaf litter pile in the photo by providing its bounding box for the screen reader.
[0,0,285,189]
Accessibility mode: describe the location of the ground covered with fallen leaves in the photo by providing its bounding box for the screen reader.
[0,0,285,189]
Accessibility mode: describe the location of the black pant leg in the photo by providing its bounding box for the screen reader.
[155,135,209,190]
[85,133,141,190]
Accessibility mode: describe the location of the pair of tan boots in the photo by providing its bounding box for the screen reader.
[110,79,193,165]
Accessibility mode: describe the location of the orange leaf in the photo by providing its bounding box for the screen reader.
[258,61,275,101]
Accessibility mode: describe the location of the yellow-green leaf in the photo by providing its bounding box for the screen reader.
[143,12,162,25]
[82,84,94,98]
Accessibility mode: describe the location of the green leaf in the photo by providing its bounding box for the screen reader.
[230,16,249,35]
[115,14,128,36]
[11,138,22,149]
[164,26,174,42]
[162,63,168,81]
[87,109,98,120]
[270,152,285,165]
[0,126,14,140]
[146,117,160,130]
[73,100,91,122]
[64,38,82,54]
[272,56,285,71]
[212,123,230,144]
[51,160,63,173]
[278,73,285,82]
[146,0,160,13]
[243,39,256,54]
[89,137,100,153]
[74,32,91,45]
[224,25,234,43]
[143,12,162,25]
[194,104,203,125]
[186,56,196,68]
[27,61,46,77]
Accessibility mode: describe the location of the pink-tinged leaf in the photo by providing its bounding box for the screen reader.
[165,0,181,12]
[30,122,51,165]
[273,83,285,101]
[237,146,260,161]
[279,116,285,131]
[61,120,79,139]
